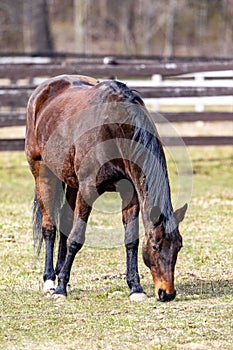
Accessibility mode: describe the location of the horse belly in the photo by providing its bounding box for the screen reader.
[60,148,79,188]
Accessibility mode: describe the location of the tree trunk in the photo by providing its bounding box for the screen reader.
[23,0,53,53]
[122,0,136,54]
[164,0,176,57]
[74,0,91,54]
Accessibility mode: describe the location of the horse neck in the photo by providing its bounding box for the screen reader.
[131,150,174,234]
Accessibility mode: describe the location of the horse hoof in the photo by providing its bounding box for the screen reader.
[52,294,67,302]
[129,293,148,302]
[43,289,55,297]
[43,280,55,296]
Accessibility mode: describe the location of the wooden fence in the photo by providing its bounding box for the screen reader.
[0,55,232,150]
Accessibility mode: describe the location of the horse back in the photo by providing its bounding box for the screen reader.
[25,75,99,161]
[26,75,98,127]
[25,75,147,176]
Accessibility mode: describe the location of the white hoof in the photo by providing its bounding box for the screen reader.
[43,280,55,296]
[52,294,67,302]
[129,293,148,302]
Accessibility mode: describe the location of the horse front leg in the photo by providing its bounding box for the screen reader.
[53,190,92,300]
[122,191,147,302]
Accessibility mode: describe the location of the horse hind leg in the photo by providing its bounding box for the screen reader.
[55,186,77,277]
[33,192,55,295]
[34,163,64,296]
[53,187,93,301]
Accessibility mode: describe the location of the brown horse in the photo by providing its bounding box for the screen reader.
[25,75,187,302]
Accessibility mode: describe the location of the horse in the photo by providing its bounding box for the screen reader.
[25,75,187,302]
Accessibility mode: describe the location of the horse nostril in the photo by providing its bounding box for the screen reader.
[158,288,176,302]
[158,288,166,301]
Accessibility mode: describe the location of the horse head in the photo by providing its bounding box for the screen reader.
[142,203,187,302]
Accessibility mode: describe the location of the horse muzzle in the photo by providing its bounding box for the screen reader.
[157,288,176,302]
[150,267,176,302]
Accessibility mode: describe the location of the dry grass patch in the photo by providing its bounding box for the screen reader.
[0,147,232,349]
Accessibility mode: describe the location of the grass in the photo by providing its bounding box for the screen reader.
[0,147,232,350]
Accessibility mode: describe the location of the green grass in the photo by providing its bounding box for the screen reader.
[0,147,232,350]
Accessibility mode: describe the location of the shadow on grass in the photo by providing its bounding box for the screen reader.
[66,275,233,302]
[137,277,233,301]
[175,278,233,300]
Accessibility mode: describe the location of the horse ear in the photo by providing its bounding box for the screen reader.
[174,203,188,223]
[150,206,163,226]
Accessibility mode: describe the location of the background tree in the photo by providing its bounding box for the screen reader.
[23,0,53,53]
[0,0,23,52]
[0,0,232,57]
[74,0,91,54]
[164,0,176,57]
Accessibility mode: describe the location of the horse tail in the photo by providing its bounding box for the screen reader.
[33,192,43,255]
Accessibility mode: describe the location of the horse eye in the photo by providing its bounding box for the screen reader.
[152,244,160,252]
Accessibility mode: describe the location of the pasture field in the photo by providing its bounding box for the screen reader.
[0,147,232,350]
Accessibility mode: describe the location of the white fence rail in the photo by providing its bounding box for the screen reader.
[125,70,233,112]
[0,56,232,149]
